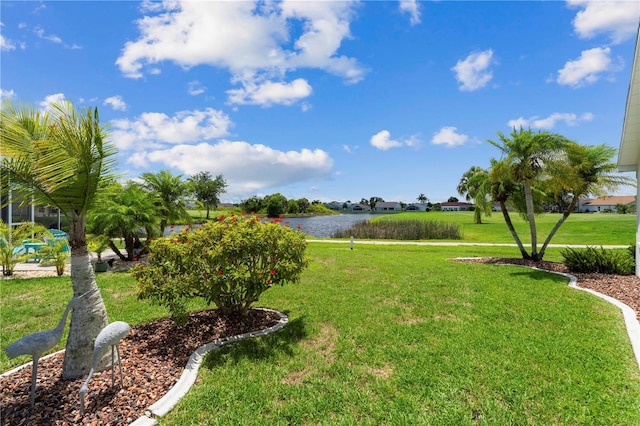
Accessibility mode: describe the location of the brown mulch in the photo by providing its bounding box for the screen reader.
[1,309,281,426]
[2,258,639,425]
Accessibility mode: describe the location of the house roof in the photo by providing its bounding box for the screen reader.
[618,24,640,172]
[584,195,636,206]
[440,202,471,207]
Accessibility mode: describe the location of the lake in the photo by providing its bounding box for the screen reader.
[164,214,382,238]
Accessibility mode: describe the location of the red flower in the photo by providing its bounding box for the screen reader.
[267,279,272,284]
[170,225,175,229]
[219,215,225,221]
[284,221,290,227]
[270,269,276,275]
[297,224,302,230]
[216,270,223,275]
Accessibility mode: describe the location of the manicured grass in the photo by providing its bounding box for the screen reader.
[375,212,636,246]
[2,243,638,423]
[155,244,636,425]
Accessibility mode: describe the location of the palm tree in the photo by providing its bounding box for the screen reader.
[537,142,633,259]
[458,166,493,224]
[88,182,158,260]
[487,128,565,260]
[141,170,190,236]
[1,100,115,378]
[416,193,428,204]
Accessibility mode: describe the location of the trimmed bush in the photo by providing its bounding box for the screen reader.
[332,219,462,240]
[132,215,308,323]
[561,246,635,275]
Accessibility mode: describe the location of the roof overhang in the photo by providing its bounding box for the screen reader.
[618,23,640,172]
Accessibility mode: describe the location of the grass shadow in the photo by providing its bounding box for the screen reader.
[202,314,307,368]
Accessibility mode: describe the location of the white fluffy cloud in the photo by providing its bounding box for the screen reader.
[399,0,421,26]
[567,0,640,44]
[116,1,364,106]
[556,47,618,88]
[103,95,127,111]
[39,93,66,111]
[110,108,233,150]
[508,112,594,130]
[140,140,334,194]
[227,78,313,106]
[451,49,495,91]
[370,130,420,151]
[1,34,16,51]
[431,126,469,147]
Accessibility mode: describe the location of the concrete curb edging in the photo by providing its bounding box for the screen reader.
[130,308,288,426]
[473,260,640,371]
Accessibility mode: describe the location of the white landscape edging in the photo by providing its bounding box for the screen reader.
[130,308,288,426]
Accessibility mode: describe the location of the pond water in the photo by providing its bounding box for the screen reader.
[278,213,381,237]
[164,213,382,238]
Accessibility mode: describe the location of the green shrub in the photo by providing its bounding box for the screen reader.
[132,214,309,323]
[561,246,635,275]
[332,219,462,240]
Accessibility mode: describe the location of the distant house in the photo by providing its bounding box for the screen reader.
[374,202,402,211]
[405,203,428,212]
[440,202,472,211]
[580,195,636,213]
[324,201,343,211]
[350,203,371,211]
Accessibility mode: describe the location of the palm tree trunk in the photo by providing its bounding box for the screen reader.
[538,197,579,260]
[500,201,531,259]
[62,217,110,378]
[523,181,538,259]
[474,208,482,224]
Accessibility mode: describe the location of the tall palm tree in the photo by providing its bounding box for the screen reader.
[487,128,565,260]
[141,170,189,236]
[416,193,428,204]
[1,100,115,378]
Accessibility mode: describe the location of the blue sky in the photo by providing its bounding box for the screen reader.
[1,1,639,205]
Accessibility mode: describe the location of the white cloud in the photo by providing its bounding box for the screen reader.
[567,0,640,44]
[39,93,66,111]
[1,34,16,51]
[556,47,619,88]
[227,78,312,106]
[187,80,206,96]
[370,130,403,150]
[399,0,421,26]
[116,1,364,106]
[431,126,469,147]
[1,89,16,101]
[370,130,420,151]
[141,140,334,194]
[451,49,495,91]
[34,26,61,43]
[110,108,233,150]
[508,112,594,129]
[103,95,127,111]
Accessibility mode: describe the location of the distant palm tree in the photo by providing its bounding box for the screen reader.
[141,170,190,236]
[416,193,428,204]
[1,100,115,378]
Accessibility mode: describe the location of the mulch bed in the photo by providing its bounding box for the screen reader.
[1,309,280,425]
[2,258,639,425]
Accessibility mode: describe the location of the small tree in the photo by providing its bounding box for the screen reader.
[132,215,309,323]
[187,172,227,220]
[0,220,47,275]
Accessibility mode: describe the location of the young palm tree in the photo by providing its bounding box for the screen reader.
[141,169,189,236]
[89,182,158,260]
[1,100,115,378]
[537,142,633,259]
[487,128,565,260]
[458,166,492,224]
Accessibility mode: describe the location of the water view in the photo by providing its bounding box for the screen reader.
[164,214,383,238]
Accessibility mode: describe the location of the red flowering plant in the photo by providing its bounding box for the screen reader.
[132,215,308,323]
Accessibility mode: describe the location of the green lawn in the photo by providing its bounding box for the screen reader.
[375,211,636,246]
[3,243,638,424]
